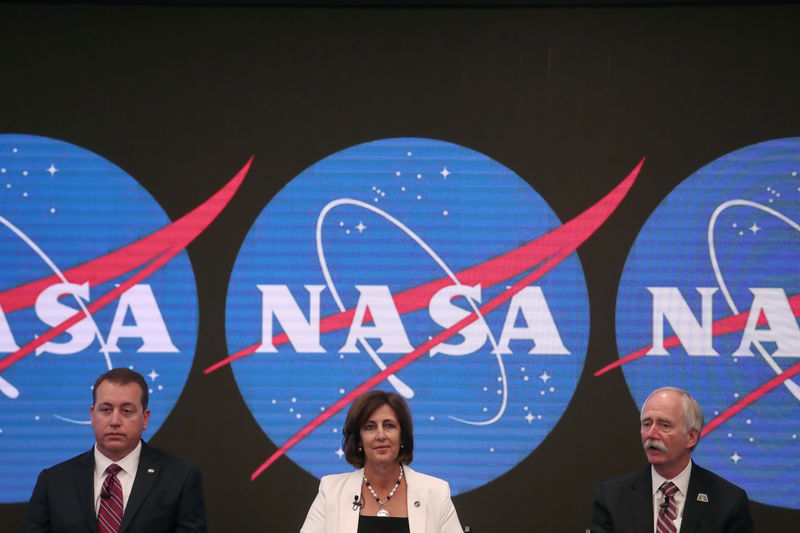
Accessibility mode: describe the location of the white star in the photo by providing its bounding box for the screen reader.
[748,223,760,234]
[148,369,159,381]
[440,167,450,179]
[539,371,551,383]
[336,448,344,458]
[525,412,534,423]
[730,452,742,464]
[356,221,367,233]
[47,164,58,176]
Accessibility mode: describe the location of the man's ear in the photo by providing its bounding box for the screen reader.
[686,428,699,450]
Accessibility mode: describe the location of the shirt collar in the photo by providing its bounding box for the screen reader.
[94,440,142,477]
[651,458,692,497]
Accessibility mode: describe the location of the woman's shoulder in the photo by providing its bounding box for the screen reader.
[403,465,451,492]
[319,469,363,489]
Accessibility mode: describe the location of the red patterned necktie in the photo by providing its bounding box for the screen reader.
[98,464,124,533]
[656,481,679,533]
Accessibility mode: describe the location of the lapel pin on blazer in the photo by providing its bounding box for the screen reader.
[697,493,709,502]
[414,500,421,507]
[147,468,156,474]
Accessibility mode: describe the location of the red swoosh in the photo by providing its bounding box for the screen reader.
[0,158,252,374]
[207,158,645,375]
[595,293,800,439]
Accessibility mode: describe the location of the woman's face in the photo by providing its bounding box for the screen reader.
[359,404,402,467]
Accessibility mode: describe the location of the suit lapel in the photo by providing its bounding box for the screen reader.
[625,467,654,533]
[341,469,363,533]
[76,449,100,533]
[118,441,159,533]
[405,466,426,533]
[681,464,710,533]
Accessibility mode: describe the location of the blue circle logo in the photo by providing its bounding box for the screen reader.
[226,138,590,494]
[616,138,800,509]
[0,134,198,503]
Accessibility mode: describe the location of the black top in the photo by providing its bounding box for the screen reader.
[357,515,411,533]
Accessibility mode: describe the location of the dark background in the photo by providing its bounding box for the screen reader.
[1,1,798,530]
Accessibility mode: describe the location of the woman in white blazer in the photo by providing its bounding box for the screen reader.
[300,391,463,533]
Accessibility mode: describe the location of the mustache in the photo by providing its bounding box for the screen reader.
[644,439,667,452]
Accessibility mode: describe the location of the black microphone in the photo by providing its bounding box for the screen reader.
[352,494,363,511]
[659,495,670,511]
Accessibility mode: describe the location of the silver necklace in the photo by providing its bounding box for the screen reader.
[363,464,404,517]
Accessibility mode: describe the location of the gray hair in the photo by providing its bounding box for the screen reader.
[641,386,704,450]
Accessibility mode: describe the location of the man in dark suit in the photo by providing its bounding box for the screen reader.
[590,387,752,533]
[22,368,206,533]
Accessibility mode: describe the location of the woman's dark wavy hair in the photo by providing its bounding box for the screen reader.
[342,390,414,468]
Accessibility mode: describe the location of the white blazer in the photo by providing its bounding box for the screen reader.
[300,465,462,533]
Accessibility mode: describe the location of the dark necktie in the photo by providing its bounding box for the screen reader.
[656,481,679,533]
[98,464,124,533]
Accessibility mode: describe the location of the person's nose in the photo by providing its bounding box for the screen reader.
[375,426,386,440]
[109,409,122,426]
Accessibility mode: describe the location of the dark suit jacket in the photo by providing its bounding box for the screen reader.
[21,441,206,533]
[591,463,752,533]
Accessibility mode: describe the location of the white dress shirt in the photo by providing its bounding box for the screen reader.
[651,460,692,533]
[93,441,142,515]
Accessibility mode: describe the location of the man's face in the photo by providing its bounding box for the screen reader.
[90,380,150,461]
[640,390,697,478]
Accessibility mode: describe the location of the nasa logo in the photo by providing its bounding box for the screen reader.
[225,138,594,494]
[0,134,200,503]
[615,137,800,509]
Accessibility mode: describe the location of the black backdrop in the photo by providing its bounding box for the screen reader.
[1,1,799,530]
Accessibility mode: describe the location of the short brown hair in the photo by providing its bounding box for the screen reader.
[92,368,149,410]
[342,390,414,468]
